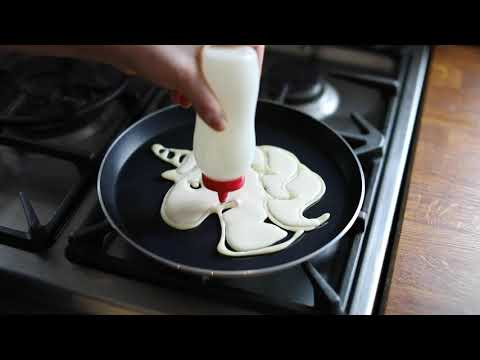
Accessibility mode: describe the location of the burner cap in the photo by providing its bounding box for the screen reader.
[267,60,325,105]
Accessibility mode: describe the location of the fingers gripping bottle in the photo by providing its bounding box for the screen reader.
[193,45,261,203]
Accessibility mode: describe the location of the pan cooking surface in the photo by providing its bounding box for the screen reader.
[99,102,363,276]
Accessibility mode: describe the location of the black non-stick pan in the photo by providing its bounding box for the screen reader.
[98,100,364,278]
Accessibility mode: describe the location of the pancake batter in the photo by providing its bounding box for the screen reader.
[152,143,330,257]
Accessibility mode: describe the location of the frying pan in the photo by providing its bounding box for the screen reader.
[98,100,364,278]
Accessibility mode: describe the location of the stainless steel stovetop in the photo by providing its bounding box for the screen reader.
[0,46,430,314]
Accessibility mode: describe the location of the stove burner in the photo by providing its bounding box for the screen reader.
[0,56,128,138]
[263,59,340,120]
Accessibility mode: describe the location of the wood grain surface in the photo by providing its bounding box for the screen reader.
[383,46,480,315]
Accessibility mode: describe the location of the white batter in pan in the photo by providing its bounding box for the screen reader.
[152,143,330,257]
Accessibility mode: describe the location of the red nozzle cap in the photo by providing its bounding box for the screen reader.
[202,174,245,203]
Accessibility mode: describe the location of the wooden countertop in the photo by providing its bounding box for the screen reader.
[383,46,480,314]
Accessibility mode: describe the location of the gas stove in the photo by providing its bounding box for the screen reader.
[0,46,430,314]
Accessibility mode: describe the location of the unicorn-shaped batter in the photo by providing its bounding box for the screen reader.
[152,143,330,257]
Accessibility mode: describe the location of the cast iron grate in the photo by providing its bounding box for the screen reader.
[0,141,94,252]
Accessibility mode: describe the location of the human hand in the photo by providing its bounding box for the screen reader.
[118,45,265,131]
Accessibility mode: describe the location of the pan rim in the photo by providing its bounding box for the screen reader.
[98,100,365,279]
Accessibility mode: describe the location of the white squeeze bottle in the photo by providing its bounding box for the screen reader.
[193,45,261,203]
